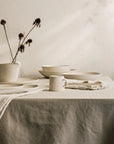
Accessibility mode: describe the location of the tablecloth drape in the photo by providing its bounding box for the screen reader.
[0,99,114,144]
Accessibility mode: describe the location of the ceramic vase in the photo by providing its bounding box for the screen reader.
[0,63,20,82]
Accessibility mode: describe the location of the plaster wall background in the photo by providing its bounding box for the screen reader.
[0,0,114,78]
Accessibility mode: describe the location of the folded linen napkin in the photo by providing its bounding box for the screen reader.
[65,79,107,90]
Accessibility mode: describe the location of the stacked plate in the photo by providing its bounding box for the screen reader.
[0,77,42,95]
[39,65,102,81]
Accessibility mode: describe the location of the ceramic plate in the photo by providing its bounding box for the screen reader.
[24,84,39,91]
[63,72,102,80]
[17,77,39,84]
[0,84,42,95]
[0,90,28,95]
[0,83,23,90]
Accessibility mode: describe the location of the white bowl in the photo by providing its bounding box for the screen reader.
[64,72,102,80]
[41,65,70,73]
[39,70,64,78]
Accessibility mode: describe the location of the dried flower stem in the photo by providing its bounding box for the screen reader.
[12,24,36,63]
[12,39,21,63]
[21,25,36,45]
[3,25,13,61]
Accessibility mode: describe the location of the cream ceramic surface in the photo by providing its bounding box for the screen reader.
[49,75,65,92]
[0,63,20,82]
[42,65,70,72]
[39,70,64,78]
[39,68,78,78]
[64,72,102,80]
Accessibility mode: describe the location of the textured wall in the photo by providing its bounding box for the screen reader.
[0,0,114,78]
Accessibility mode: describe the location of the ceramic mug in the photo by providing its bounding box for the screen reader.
[49,75,66,92]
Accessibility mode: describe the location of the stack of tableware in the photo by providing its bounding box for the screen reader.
[0,77,43,119]
[0,77,42,95]
[39,65,77,78]
[39,65,105,90]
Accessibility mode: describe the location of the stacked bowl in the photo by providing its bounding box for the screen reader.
[39,65,72,78]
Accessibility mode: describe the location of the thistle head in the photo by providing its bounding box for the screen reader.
[18,45,25,53]
[18,33,24,40]
[0,19,6,25]
[33,18,41,27]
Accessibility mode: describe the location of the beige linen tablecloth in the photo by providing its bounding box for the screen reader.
[0,77,114,144]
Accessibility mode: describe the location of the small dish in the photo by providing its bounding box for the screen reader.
[41,65,70,73]
[63,72,102,80]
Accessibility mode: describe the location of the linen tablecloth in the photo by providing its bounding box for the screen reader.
[0,77,114,144]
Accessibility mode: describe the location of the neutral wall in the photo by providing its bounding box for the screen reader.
[0,0,114,79]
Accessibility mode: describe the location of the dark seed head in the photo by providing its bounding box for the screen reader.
[1,19,6,25]
[28,39,32,43]
[18,33,24,40]
[33,18,41,27]
[26,39,32,46]
[18,45,25,53]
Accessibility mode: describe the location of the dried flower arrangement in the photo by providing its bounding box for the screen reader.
[0,18,41,63]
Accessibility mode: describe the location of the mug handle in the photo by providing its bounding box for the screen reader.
[62,79,67,87]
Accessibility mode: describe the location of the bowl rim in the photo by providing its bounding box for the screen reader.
[63,72,102,76]
[0,63,20,65]
[41,65,70,68]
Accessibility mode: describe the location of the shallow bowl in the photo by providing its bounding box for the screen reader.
[42,65,70,73]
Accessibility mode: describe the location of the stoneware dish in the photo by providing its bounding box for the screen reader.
[41,65,70,73]
[39,70,64,78]
[0,63,20,82]
[63,72,102,80]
